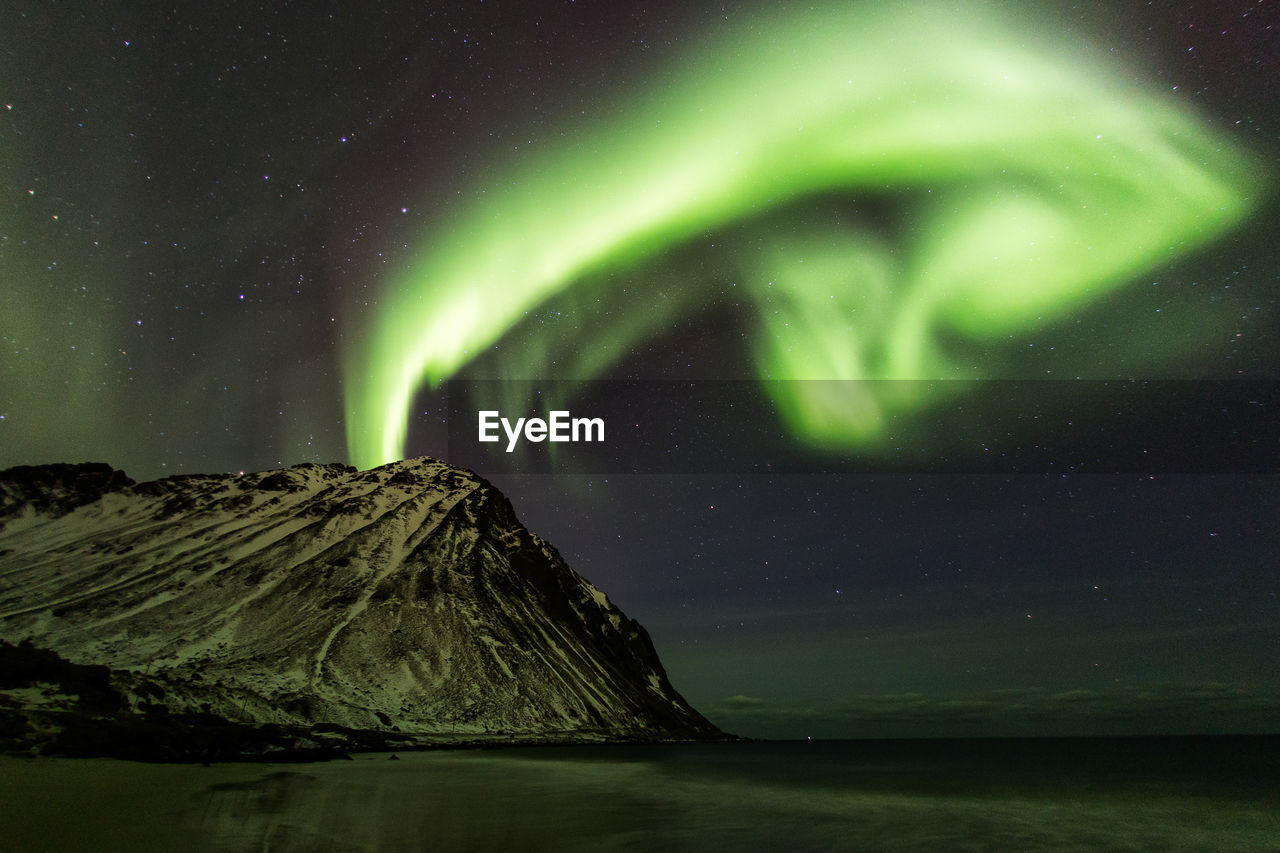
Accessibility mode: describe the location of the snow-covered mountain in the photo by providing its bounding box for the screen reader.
[0,458,720,749]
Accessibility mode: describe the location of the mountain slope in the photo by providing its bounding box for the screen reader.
[0,458,720,746]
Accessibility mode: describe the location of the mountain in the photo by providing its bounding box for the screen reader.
[0,458,722,759]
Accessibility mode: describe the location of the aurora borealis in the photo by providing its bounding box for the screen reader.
[346,2,1260,468]
[3,0,1277,738]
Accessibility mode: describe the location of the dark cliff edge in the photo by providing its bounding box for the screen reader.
[0,458,733,762]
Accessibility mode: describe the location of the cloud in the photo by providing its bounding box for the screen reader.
[704,682,1280,739]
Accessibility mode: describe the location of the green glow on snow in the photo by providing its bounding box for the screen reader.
[345,2,1259,469]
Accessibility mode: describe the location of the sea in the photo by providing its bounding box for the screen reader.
[2,736,1276,851]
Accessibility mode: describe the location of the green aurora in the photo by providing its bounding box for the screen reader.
[344,2,1261,470]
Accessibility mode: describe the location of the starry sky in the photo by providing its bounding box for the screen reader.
[2,0,1277,738]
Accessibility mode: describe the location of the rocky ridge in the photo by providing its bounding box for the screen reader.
[0,458,722,759]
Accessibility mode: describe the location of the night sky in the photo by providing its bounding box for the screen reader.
[2,0,1277,738]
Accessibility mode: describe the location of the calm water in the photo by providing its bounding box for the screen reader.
[2,737,1277,851]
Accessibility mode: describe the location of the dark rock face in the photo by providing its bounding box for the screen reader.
[0,462,134,522]
[0,458,721,755]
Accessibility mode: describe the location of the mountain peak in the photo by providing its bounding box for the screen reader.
[0,457,721,755]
